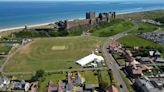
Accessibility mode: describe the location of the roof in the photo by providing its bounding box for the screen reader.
[134,77,164,92]
[156,58,164,62]
[76,53,104,66]
[66,83,73,90]
[149,51,154,56]
[155,51,161,55]
[132,64,148,74]
[47,81,58,92]
[76,87,83,92]
[85,84,99,89]
[141,57,150,62]
[106,85,119,92]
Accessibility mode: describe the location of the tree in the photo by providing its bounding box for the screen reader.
[32,69,45,81]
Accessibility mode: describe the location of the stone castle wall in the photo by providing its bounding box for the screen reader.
[65,19,90,29]
[61,12,116,29]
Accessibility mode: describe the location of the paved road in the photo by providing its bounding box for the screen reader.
[102,34,128,92]
[2,67,108,76]
[102,25,138,92]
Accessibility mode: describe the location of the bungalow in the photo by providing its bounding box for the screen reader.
[12,80,26,90]
[0,77,10,90]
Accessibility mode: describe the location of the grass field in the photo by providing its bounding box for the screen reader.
[129,22,158,34]
[80,71,99,84]
[118,35,164,57]
[4,36,106,72]
[100,70,111,88]
[92,20,134,37]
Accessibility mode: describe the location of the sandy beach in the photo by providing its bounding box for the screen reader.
[0,9,162,33]
[0,17,85,33]
[0,22,54,33]
[0,11,147,33]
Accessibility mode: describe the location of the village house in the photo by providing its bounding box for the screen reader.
[0,77,10,91]
[125,50,151,78]
[105,85,119,92]
[134,77,164,92]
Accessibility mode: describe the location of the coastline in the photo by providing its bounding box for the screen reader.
[0,22,54,33]
[0,8,163,33]
[0,17,85,33]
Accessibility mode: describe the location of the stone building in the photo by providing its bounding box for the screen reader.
[86,12,96,20]
[98,12,116,22]
[60,11,116,29]
[64,19,90,29]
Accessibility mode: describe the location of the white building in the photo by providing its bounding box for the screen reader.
[76,53,104,66]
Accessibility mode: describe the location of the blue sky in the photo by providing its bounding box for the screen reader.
[0,0,163,3]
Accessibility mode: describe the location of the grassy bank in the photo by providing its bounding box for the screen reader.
[129,22,159,34]
[92,19,134,37]
[119,70,135,92]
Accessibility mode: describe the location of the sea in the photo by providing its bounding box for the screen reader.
[0,1,164,29]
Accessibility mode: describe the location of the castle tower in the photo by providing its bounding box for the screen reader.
[64,20,70,29]
[112,12,116,19]
[86,12,96,20]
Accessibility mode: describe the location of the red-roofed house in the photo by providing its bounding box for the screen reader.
[106,85,119,92]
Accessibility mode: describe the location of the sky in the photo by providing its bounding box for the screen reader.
[0,0,163,3]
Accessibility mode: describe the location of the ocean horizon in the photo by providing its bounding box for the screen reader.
[0,1,164,29]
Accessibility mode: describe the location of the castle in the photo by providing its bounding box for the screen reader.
[57,11,116,30]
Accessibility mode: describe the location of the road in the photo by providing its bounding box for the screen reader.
[102,25,138,92]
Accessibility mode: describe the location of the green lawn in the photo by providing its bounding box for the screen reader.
[39,73,66,92]
[80,71,99,84]
[4,36,106,72]
[100,70,111,88]
[117,59,126,65]
[129,22,158,34]
[92,20,134,37]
